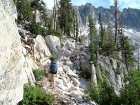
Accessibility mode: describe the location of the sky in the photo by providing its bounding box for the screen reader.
[44,0,140,10]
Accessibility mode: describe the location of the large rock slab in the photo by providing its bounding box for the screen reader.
[64,40,75,51]
[45,35,60,56]
[0,0,28,105]
[35,35,51,58]
[98,55,128,93]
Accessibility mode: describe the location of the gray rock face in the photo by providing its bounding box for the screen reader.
[76,3,140,31]
[78,3,95,27]
[45,35,60,56]
[35,35,51,58]
[97,55,128,94]
[0,0,27,105]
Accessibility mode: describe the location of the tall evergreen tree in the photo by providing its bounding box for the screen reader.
[47,17,53,35]
[58,0,73,36]
[88,15,96,43]
[98,13,104,48]
[106,22,114,43]
[73,8,76,38]
[38,1,49,27]
[56,22,61,36]
[75,15,79,39]
[72,8,79,39]
[105,19,116,56]
[17,0,33,22]
[100,27,108,55]
[98,14,108,55]
[88,14,97,66]
[31,0,44,22]
[120,35,135,71]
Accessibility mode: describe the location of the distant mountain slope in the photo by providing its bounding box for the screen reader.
[76,3,140,31]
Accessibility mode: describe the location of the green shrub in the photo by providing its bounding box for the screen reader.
[116,68,122,75]
[85,69,140,105]
[80,71,91,79]
[60,43,64,48]
[33,69,45,81]
[85,79,120,105]
[13,0,16,5]
[28,21,46,36]
[49,55,58,62]
[18,84,54,105]
[120,69,140,105]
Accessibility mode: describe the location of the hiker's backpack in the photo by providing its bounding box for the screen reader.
[50,63,58,74]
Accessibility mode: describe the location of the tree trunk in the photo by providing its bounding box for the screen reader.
[90,61,97,85]
[114,0,118,45]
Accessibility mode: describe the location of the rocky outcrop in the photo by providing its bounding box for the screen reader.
[120,8,140,31]
[70,44,127,95]
[34,35,51,58]
[0,0,28,105]
[76,3,96,32]
[45,35,61,56]
[97,55,128,95]
[0,0,39,104]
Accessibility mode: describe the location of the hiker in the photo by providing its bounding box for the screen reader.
[78,36,81,44]
[75,37,78,43]
[48,61,58,88]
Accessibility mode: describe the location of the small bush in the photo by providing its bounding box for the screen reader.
[33,69,45,81]
[80,71,91,79]
[85,79,120,105]
[116,68,122,75]
[60,43,64,48]
[49,55,58,62]
[18,84,54,105]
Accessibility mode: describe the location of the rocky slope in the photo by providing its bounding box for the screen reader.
[0,1,129,105]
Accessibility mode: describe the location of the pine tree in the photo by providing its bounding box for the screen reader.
[105,20,116,56]
[120,35,135,71]
[73,8,76,38]
[88,14,97,66]
[17,0,33,22]
[100,27,108,55]
[31,0,44,22]
[114,0,119,45]
[88,15,96,42]
[47,17,53,35]
[56,22,61,36]
[72,8,79,39]
[58,0,73,36]
[40,2,48,27]
[75,14,79,39]
[99,14,104,48]
[98,14,108,55]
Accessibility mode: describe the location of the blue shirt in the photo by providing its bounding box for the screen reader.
[49,61,58,70]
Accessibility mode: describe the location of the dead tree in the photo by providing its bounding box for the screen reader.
[53,0,59,31]
[114,0,119,45]
[53,0,56,30]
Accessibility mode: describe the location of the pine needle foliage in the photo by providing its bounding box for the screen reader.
[18,84,54,105]
[88,14,98,66]
[58,0,73,36]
